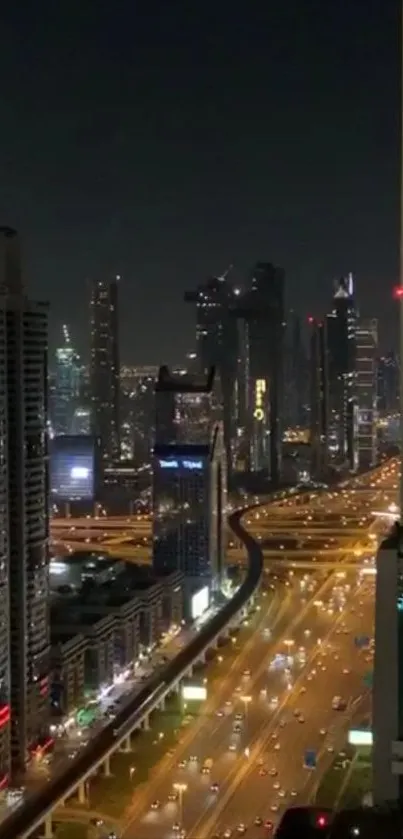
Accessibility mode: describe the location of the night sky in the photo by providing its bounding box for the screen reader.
[0,0,399,362]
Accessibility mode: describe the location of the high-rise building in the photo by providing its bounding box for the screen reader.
[90,277,120,463]
[326,274,358,469]
[53,325,81,435]
[153,367,226,592]
[184,271,240,481]
[356,318,378,468]
[235,262,285,484]
[373,523,403,804]
[309,318,329,477]
[0,227,50,774]
[377,351,399,415]
[284,311,307,428]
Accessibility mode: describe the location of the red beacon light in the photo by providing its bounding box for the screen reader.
[316,813,328,829]
[393,285,403,299]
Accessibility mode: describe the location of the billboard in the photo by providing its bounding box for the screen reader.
[158,457,205,471]
[50,435,96,501]
[191,586,209,620]
[254,379,266,422]
[348,729,372,746]
[182,685,207,701]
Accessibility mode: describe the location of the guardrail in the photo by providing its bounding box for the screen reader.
[5,506,263,839]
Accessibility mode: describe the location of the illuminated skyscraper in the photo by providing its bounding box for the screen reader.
[236,262,285,484]
[0,227,50,774]
[53,325,81,435]
[326,274,358,469]
[90,277,120,463]
[153,367,226,590]
[356,318,378,467]
[184,270,240,481]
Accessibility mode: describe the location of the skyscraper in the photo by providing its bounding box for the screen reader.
[184,271,240,481]
[153,366,226,591]
[356,318,378,468]
[284,311,307,428]
[326,274,358,469]
[309,318,329,478]
[53,325,81,435]
[236,262,285,484]
[90,277,120,463]
[0,227,50,773]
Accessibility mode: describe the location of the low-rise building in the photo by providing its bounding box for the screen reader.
[50,631,87,716]
[51,605,115,694]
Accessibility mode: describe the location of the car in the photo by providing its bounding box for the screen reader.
[273,782,280,790]
[243,669,251,677]
[216,710,224,717]
[319,728,326,736]
[235,713,243,721]
[229,743,237,752]
[290,789,298,797]
[259,768,267,777]
[270,803,279,812]
[210,782,219,793]
[278,789,286,798]
[293,709,301,718]
[178,760,186,769]
[201,766,210,774]
[274,742,280,750]
[237,824,247,834]
[168,792,179,802]
[254,817,263,826]
[264,820,274,832]
[172,824,181,832]
[343,668,350,675]
[189,754,198,762]
[279,719,286,728]
[151,801,160,810]
[269,768,278,776]
[223,830,232,839]
[298,715,305,723]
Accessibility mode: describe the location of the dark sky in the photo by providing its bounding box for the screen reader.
[0,0,399,362]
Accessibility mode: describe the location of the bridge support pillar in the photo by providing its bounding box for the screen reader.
[158,696,165,711]
[142,715,150,731]
[102,755,112,776]
[77,781,86,804]
[120,735,132,752]
[187,665,193,678]
[43,814,53,839]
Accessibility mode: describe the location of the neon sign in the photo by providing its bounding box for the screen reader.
[254,379,266,421]
[158,458,204,470]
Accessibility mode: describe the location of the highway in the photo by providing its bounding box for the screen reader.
[119,568,373,839]
[115,462,398,839]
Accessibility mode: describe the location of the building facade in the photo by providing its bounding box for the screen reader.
[356,318,378,468]
[53,325,81,435]
[0,228,50,773]
[90,278,120,463]
[309,318,329,478]
[326,275,358,470]
[235,262,285,485]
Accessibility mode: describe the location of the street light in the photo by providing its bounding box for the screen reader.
[173,782,188,826]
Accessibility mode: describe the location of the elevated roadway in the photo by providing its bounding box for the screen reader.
[3,507,263,839]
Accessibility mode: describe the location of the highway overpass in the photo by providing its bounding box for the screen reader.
[3,507,263,839]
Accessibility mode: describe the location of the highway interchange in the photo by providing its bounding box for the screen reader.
[110,458,397,839]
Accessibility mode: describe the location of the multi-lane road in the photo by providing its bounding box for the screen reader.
[114,459,399,838]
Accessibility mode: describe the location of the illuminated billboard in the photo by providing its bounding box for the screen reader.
[182,685,207,701]
[191,586,209,620]
[348,729,372,746]
[158,457,205,471]
[254,379,266,422]
[50,435,96,501]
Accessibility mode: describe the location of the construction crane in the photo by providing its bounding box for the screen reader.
[215,264,233,282]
